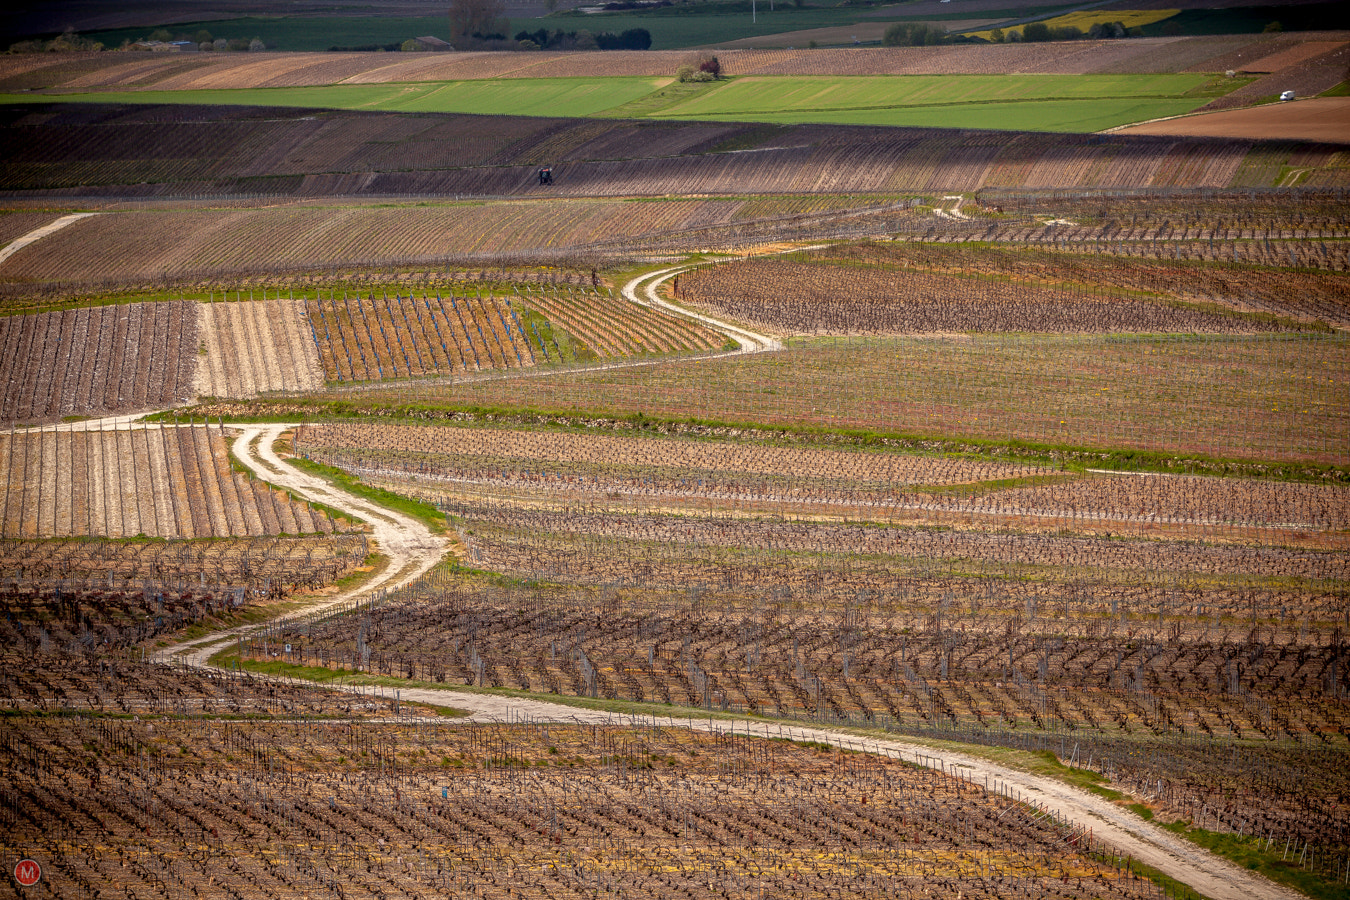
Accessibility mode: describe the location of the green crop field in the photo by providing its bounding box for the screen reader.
[0,71,1239,132]
[646,73,1218,130]
[0,78,668,119]
[673,97,1205,131]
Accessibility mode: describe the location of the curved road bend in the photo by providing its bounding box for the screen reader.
[138,417,1300,900]
[162,422,447,668]
[109,257,1298,900]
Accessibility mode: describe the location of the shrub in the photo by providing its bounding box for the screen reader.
[1087,22,1125,39]
[677,66,715,82]
[883,22,948,46]
[1021,22,1051,42]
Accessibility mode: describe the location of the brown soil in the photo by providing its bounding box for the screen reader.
[1113,96,1350,142]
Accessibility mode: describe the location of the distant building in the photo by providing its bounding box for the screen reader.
[169,40,200,52]
[412,36,453,51]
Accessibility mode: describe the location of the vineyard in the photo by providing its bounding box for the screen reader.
[1,533,369,610]
[299,330,1349,466]
[0,199,905,287]
[0,688,1179,900]
[1,35,1348,900]
[246,549,1350,868]
[271,414,1350,880]
[0,423,352,538]
[805,241,1350,329]
[2,103,1348,210]
[294,422,1350,546]
[0,300,197,424]
[305,286,723,382]
[674,258,1311,336]
[196,298,323,398]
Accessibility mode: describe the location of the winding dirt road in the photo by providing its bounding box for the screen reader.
[391,687,1301,900]
[165,422,448,668]
[143,263,1301,900]
[621,264,783,353]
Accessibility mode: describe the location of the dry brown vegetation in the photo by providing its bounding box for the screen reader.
[0,300,198,423]
[0,424,353,538]
[676,241,1350,333]
[1,533,369,609]
[305,330,1348,467]
[257,546,1350,864]
[196,298,324,398]
[0,37,1347,899]
[0,676,1173,900]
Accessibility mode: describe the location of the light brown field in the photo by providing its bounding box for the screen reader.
[1113,96,1350,142]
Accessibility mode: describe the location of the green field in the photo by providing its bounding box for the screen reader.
[3,71,1233,132]
[0,78,668,119]
[645,73,1218,130]
[674,97,1206,131]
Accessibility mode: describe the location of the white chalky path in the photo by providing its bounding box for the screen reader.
[135,260,1300,900]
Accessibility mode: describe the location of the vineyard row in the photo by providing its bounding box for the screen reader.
[0,423,348,539]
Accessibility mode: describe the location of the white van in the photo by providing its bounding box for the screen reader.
[1280,90,1295,101]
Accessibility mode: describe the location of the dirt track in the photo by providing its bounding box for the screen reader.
[1113,96,1350,143]
[0,212,96,267]
[164,422,448,668]
[146,283,1300,900]
[387,686,1299,900]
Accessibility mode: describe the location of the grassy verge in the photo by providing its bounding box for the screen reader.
[267,432,364,529]
[279,454,448,535]
[156,598,309,648]
[1160,823,1349,900]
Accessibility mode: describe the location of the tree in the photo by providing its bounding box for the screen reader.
[621,28,651,49]
[883,22,947,47]
[988,28,1004,42]
[449,0,508,43]
[1021,22,1051,42]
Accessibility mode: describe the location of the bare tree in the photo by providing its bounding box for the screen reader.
[448,0,508,43]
